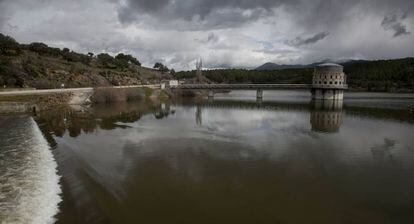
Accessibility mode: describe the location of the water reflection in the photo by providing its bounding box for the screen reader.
[310,100,343,133]
[30,96,414,224]
[196,105,202,126]
[371,138,396,161]
[36,98,414,148]
[35,102,156,146]
[196,99,345,133]
[154,103,175,119]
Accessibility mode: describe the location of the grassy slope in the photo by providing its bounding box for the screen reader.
[1,50,171,89]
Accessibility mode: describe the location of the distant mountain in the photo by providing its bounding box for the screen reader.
[255,59,358,71]
[254,62,307,71]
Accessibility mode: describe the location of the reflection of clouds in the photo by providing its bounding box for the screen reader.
[50,103,414,222]
[123,106,310,155]
[116,105,414,169]
[56,104,414,174]
[371,138,396,161]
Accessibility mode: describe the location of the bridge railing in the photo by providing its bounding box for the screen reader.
[173,84,313,90]
[172,83,348,90]
[310,84,348,90]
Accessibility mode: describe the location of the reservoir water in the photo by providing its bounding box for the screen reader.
[2,90,414,223]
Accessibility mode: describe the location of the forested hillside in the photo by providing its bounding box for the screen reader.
[343,58,414,91]
[0,33,172,89]
[176,68,313,85]
[176,58,414,92]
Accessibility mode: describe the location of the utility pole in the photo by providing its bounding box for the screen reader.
[196,57,202,83]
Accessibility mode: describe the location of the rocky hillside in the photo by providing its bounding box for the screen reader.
[0,33,172,89]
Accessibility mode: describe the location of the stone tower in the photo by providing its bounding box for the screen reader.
[311,63,347,100]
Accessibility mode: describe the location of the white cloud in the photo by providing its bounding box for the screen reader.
[0,0,413,70]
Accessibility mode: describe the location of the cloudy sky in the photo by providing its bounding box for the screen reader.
[0,0,413,70]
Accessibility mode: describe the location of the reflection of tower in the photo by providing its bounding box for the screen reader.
[310,100,343,133]
[196,57,202,83]
[256,97,262,106]
[196,105,202,126]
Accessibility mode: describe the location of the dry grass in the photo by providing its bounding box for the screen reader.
[91,87,145,103]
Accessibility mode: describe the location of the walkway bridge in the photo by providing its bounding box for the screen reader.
[172,63,348,100]
[173,83,348,99]
[174,84,313,90]
[173,83,347,90]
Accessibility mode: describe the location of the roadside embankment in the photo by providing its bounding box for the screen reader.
[0,93,73,114]
[0,85,160,114]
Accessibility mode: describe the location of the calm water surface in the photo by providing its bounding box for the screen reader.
[2,90,414,224]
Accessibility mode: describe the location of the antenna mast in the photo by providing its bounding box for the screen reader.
[196,57,202,83]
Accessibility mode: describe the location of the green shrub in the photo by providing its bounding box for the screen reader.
[115,53,141,66]
[91,88,127,103]
[0,33,21,56]
[143,87,153,98]
[154,62,169,72]
[124,88,144,101]
[97,53,118,69]
[28,42,61,56]
[6,77,17,86]
[63,51,90,65]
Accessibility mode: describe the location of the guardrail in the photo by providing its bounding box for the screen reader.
[173,84,312,90]
[173,83,348,90]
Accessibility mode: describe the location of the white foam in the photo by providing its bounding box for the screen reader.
[0,117,62,224]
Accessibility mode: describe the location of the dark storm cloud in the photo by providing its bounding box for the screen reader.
[296,0,413,27]
[1,0,414,70]
[117,0,414,32]
[117,0,297,29]
[0,0,7,27]
[288,32,330,46]
[381,12,411,37]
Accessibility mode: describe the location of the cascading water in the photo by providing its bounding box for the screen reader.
[0,116,61,224]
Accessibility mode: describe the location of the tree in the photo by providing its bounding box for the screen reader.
[154,62,163,69]
[0,33,21,56]
[97,53,118,69]
[115,53,141,66]
[6,77,17,86]
[28,42,61,56]
[170,69,176,77]
[154,62,169,72]
[63,51,91,65]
